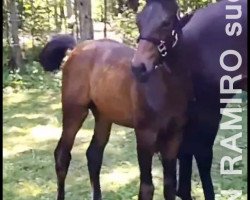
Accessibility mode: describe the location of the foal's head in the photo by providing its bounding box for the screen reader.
[131,0,180,82]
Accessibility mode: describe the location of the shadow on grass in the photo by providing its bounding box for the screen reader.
[3,89,141,199]
[3,90,248,200]
[4,91,61,129]
[3,135,141,200]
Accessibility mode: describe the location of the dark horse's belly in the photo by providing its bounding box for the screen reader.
[180,90,222,155]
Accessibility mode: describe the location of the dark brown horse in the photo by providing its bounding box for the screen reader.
[131,0,247,199]
[39,35,193,200]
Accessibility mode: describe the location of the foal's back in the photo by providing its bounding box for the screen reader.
[62,39,136,127]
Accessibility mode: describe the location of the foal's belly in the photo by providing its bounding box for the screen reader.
[90,63,135,128]
[92,99,135,128]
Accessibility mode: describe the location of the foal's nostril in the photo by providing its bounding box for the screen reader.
[131,63,147,76]
[140,63,147,73]
[131,63,149,82]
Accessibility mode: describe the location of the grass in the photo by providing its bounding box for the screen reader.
[3,89,247,200]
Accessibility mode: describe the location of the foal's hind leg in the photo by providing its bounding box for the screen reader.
[86,115,112,200]
[54,104,89,200]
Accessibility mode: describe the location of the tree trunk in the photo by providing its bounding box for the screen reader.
[66,0,73,17]
[117,0,123,14]
[60,0,66,31]
[30,0,35,49]
[74,0,79,40]
[9,0,23,71]
[46,0,51,30]
[3,0,10,46]
[54,0,60,31]
[78,0,93,40]
[66,0,75,33]
[103,0,107,38]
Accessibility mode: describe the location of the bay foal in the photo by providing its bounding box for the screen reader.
[39,37,193,200]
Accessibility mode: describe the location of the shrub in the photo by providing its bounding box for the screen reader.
[3,61,62,93]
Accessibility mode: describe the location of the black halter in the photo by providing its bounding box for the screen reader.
[137,30,179,57]
[137,14,182,59]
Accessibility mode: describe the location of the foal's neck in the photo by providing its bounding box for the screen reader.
[164,37,187,72]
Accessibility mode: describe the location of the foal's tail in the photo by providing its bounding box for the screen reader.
[39,34,77,72]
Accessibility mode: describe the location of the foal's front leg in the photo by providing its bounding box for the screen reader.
[135,129,157,200]
[159,124,183,200]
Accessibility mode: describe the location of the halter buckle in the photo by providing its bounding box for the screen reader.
[157,41,168,57]
[172,30,179,48]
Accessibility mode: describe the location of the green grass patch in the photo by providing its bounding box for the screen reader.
[3,90,247,199]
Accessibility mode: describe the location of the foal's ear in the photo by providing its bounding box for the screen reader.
[179,12,194,29]
[127,0,139,12]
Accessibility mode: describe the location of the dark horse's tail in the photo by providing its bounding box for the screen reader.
[39,34,77,72]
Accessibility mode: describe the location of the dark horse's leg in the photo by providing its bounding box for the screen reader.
[194,150,214,200]
[194,116,219,200]
[135,128,157,200]
[86,115,112,200]
[54,104,89,200]
[177,153,193,200]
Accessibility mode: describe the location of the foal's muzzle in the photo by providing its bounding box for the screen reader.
[131,63,151,83]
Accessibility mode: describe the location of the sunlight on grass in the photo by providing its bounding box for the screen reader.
[50,102,61,110]
[3,144,32,158]
[3,90,247,200]
[4,126,27,135]
[191,182,204,199]
[17,181,43,197]
[11,113,50,119]
[101,166,139,189]
[31,125,61,141]
[4,92,29,106]
[3,124,95,158]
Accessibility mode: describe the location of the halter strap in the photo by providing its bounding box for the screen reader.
[137,30,179,57]
[136,14,182,58]
[136,37,160,45]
